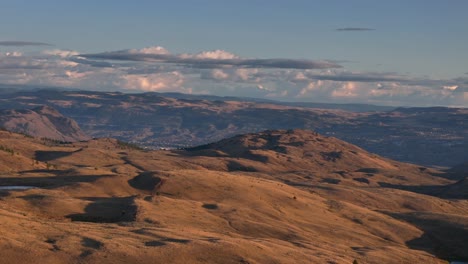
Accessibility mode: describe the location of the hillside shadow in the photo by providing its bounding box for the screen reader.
[130,228,192,245]
[128,172,162,191]
[386,212,468,261]
[35,150,80,162]
[144,237,191,247]
[81,237,103,249]
[377,181,467,199]
[20,169,70,176]
[429,170,466,181]
[18,194,47,200]
[226,161,258,172]
[67,196,137,223]
[378,182,437,194]
[0,174,114,189]
[183,145,270,163]
[79,237,104,258]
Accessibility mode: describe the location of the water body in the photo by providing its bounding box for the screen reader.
[0,186,37,190]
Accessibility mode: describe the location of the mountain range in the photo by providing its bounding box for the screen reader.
[0,88,466,167]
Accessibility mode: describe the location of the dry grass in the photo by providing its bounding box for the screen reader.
[0,129,466,263]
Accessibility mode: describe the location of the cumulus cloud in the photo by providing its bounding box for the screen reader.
[80,47,342,70]
[201,69,230,80]
[118,71,186,92]
[336,28,375,31]
[130,46,170,55]
[0,56,46,70]
[0,41,53,46]
[331,82,359,98]
[183,50,239,60]
[42,49,80,57]
[4,51,22,57]
[0,45,466,107]
[200,68,262,83]
[297,71,465,90]
[443,85,458,91]
[40,49,113,68]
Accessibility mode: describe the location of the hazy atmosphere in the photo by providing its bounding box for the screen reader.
[1,0,467,106]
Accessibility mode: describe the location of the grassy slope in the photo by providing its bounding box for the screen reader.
[0,130,466,263]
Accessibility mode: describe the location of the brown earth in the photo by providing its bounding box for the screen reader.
[0,105,89,142]
[0,129,466,263]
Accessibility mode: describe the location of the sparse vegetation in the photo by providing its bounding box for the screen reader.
[117,140,143,150]
[41,137,72,145]
[0,128,465,263]
[202,203,218,210]
[0,145,15,155]
[18,132,33,138]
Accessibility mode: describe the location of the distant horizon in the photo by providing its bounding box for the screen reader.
[0,1,467,107]
[1,85,467,109]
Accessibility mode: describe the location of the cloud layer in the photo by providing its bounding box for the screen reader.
[336,28,375,31]
[0,41,53,46]
[0,46,466,107]
[81,49,342,70]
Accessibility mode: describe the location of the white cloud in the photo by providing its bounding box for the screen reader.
[331,82,358,98]
[4,51,22,57]
[257,84,275,91]
[193,50,238,59]
[298,80,324,96]
[43,49,80,58]
[202,69,230,80]
[0,46,466,107]
[235,68,258,81]
[118,71,185,92]
[131,46,170,55]
[292,72,308,82]
[82,47,342,70]
[443,85,458,91]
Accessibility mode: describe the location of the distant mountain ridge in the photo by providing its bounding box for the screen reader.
[153,92,397,112]
[0,88,466,167]
[0,105,89,142]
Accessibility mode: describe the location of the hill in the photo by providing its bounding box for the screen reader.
[0,89,466,166]
[0,105,89,142]
[0,129,466,263]
[184,129,449,186]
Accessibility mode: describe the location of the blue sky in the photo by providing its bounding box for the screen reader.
[0,0,467,106]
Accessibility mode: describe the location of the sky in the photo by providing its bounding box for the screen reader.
[0,0,467,107]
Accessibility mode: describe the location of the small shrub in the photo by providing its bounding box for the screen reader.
[202,203,219,210]
[117,140,143,150]
[0,145,14,155]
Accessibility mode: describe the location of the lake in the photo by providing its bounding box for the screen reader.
[0,186,37,190]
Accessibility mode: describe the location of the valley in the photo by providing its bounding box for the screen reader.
[0,89,466,167]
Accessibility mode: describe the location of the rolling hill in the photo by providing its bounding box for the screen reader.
[0,129,466,263]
